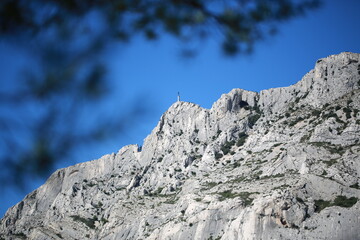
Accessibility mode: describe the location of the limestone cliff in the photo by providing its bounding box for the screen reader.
[1,52,360,240]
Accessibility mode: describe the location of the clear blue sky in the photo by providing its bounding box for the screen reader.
[1,0,360,217]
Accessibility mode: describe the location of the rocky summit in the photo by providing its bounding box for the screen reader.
[1,52,360,240]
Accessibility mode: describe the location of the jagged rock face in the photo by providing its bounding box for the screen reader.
[1,52,360,240]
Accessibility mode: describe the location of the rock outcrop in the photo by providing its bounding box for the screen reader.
[1,52,360,240]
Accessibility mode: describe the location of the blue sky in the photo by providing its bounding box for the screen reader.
[1,0,360,217]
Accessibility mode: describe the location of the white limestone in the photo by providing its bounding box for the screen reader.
[1,52,360,240]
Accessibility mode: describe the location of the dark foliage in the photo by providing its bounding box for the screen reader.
[248,114,261,128]
[236,132,248,147]
[314,195,358,212]
[0,0,321,55]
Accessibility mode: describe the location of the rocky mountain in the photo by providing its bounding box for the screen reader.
[1,52,360,240]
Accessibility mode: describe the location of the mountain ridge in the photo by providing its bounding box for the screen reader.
[1,52,360,240]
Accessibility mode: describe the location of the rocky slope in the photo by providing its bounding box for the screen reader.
[1,52,360,240]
